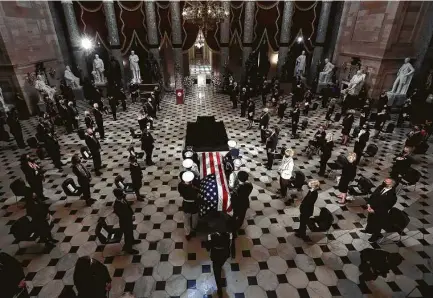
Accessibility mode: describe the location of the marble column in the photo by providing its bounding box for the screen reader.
[61,0,88,78]
[170,1,183,89]
[145,1,165,85]
[103,0,125,86]
[309,0,332,83]
[220,1,230,77]
[331,1,349,63]
[242,1,255,80]
[276,1,294,78]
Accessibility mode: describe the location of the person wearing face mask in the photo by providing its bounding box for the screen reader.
[20,154,46,201]
[341,110,355,146]
[231,171,253,230]
[353,125,370,165]
[277,97,288,123]
[265,127,280,170]
[278,149,295,202]
[362,178,397,243]
[337,152,358,205]
[178,171,200,240]
[71,154,95,206]
[239,88,248,117]
[318,133,334,176]
[230,82,239,109]
[246,99,256,129]
[291,103,301,138]
[390,146,412,184]
[113,188,140,254]
[228,159,242,190]
[85,128,103,175]
[93,103,105,140]
[84,110,95,130]
[295,179,320,240]
[140,127,155,166]
[259,108,270,144]
[67,101,79,132]
[129,155,144,201]
[44,131,63,169]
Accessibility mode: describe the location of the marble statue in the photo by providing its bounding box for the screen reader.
[0,87,8,112]
[129,50,141,84]
[294,51,306,77]
[391,58,414,95]
[345,70,366,96]
[318,58,334,84]
[64,66,80,88]
[92,54,105,84]
[35,74,56,100]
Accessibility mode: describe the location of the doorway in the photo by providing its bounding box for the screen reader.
[188,42,212,78]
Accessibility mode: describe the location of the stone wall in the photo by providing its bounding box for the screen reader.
[334,1,432,98]
[0,1,65,114]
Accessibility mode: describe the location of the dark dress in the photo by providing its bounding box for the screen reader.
[341,115,354,135]
[338,162,357,193]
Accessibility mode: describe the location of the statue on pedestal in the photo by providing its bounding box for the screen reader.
[92,54,105,84]
[35,75,56,100]
[294,51,306,77]
[344,70,366,96]
[390,58,414,95]
[0,87,8,112]
[318,58,334,84]
[129,50,141,84]
[64,66,80,88]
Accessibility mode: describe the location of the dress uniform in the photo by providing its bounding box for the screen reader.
[93,104,105,140]
[231,171,253,230]
[129,155,144,201]
[74,256,112,298]
[140,129,155,165]
[265,128,279,170]
[178,171,200,240]
[363,180,397,242]
[113,188,140,254]
[71,154,95,206]
[20,154,46,200]
[259,109,270,143]
[182,158,200,180]
[295,180,320,240]
[85,129,102,175]
[223,140,240,177]
[228,159,242,190]
[182,147,199,167]
[206,231,232,298]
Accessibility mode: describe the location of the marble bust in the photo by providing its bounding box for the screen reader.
[345,70,366,96]
[129,50,141,84]
[64,66,80,88]
[294,51,306,77]
[318,58,334,84]
[92,54,105,84]
[390,58,414,95]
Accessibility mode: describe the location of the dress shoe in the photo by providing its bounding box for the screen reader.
[123,248,139,254]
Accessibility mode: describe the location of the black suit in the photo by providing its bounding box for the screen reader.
[67,105,79,131]
[45,133,62,168]
[85,135,102,171]
[265,132,278,169]
[6,114,25,148]
[72,163,92,203]
[354,131,370,164]
[26,199,52,242]
[85,115,95,129]
[130,162,143,195]
[108,96,118,120]
[114,198,135,250]
[74,257,111,298]
[259,113,270,143]
[21,162,44,199]
[319,141,334,175]
[231,182,253,229]
[390,153,412,182]
[140,132,154,165]
[0,252,28,298]
[298,190,318,236]
[366,186,397,237]
[93,108,105,139]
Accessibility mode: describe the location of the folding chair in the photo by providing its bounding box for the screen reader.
[307,208,334,244]
[377,208,410,245]
[397,167,421,194]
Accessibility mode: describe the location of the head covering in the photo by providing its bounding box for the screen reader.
[182,159,193,168]
[227,140,237,148]
[182,171,194,183]
[184,151,193,158]
[263,108,269,113]
[229,148,240,158]
[113,188,124,199]
[281,170,292,180]
[237,171,249,182]
[234,159,242,168]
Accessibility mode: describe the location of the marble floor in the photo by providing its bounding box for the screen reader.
[0,86,432,298]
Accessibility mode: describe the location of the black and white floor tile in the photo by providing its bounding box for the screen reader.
[0,85,432,298]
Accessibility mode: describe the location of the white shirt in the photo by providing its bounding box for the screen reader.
[278,156,294,179]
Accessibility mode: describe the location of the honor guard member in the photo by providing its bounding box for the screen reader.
[223,140,240,176]
[228,159,242,190]
[93,103,105,140]
[85,128,103,175]
[182,158,200,180]
[259,108,270,143]
[206,231,233,298]
[182,146,199,166]
[113,188,140,254]
[178,171,200,240]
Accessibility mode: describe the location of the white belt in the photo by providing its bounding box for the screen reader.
[183,199,195,203]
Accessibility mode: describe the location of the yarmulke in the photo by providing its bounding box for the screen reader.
[182,171,194,183]
[182,159,193,168]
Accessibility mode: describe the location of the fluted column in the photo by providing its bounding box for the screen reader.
[276,1,294,78]
[103,0,125,86]
[331,1,348,63]
[309,0,333,83]
[220,1,230,76]
[61,0,88,78]
[170,1,183,89]
[145,1,165,85]
[242,1,255,80]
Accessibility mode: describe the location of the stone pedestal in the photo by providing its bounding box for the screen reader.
[386,92,406,107]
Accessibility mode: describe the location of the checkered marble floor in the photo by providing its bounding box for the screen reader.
[190,64,212,77]
[0,86,432,298]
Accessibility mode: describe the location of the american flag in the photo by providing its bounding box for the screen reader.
[199,152,232,217]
